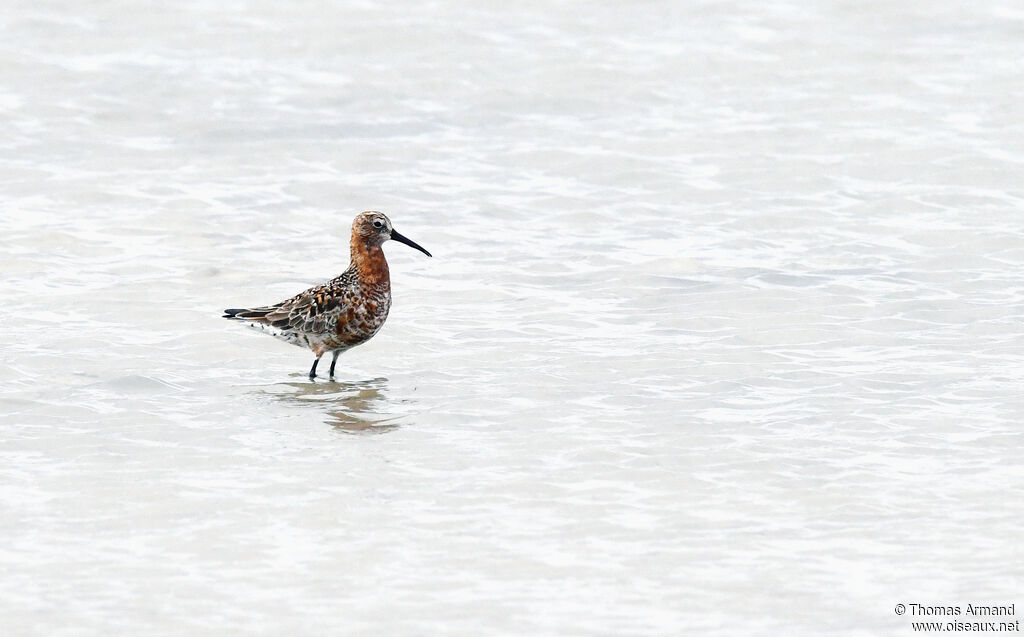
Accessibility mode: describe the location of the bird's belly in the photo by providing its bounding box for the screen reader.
[245,321,313,349]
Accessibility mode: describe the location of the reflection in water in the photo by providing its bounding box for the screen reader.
[266,376,404,434]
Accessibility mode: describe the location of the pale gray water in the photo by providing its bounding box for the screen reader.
[2,1,1023,635]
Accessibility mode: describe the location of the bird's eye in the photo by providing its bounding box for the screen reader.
[372,220,384,229]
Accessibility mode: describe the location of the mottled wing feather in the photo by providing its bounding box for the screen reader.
[262,289,335,335]
[231,268,359,336]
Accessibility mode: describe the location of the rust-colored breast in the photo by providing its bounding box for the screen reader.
[351,242,390,286]
[334,286,391,346]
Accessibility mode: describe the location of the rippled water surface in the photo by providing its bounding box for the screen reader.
[3,1,1024,635]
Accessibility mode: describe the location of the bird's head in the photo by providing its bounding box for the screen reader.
[353,211,431,257]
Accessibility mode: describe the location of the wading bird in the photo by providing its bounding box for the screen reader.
[224,211,431,379]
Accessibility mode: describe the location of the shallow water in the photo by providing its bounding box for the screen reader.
[2,1,1023,635]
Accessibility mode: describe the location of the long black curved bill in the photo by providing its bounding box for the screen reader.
[390,228,432,257]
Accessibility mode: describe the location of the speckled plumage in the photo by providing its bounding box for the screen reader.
[224,211,431,378]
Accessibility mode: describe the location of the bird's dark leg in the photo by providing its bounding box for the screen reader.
[309,356,322,379]
[329,351,341,378]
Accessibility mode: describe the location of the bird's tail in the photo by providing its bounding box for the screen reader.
[223,307,272,320]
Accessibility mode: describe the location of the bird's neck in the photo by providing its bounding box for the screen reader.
[350,239,390,286]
